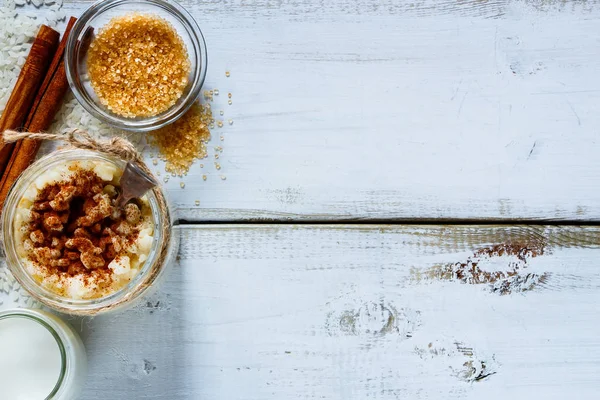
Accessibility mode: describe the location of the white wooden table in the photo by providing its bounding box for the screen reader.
[3,0,600,398]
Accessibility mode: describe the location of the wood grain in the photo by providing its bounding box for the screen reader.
[67,224,600,399]
[52,2,600,221]
[3,3,599,400]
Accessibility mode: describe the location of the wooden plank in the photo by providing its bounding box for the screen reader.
[51,2,600,221]
[53,225,600,399]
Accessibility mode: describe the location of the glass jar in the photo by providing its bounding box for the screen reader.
[0,308,87,400]
[1,149,178,315]
[64,0,208,132]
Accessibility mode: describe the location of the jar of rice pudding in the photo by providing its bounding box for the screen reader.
[1,149,176,315]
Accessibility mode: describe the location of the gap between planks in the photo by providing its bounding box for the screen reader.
[177,219,600,226]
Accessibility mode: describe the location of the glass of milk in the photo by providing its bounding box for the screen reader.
[0,308,87,399]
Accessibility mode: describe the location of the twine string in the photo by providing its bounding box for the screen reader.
[4,129,146,167]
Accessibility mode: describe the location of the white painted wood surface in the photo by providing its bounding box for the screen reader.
[58,0,600,221]
[47,224,598,399]
[3,1,600,399]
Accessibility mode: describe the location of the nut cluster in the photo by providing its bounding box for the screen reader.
[87,13,191,118]
[23,170,142,285]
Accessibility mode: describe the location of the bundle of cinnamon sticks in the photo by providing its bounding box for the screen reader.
[0,17,77,212]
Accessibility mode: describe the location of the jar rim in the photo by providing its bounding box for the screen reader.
[64,0,208,132]
[0,309,67,399]
[1,149,171,314]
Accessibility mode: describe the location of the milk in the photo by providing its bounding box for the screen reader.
[0,316,63,399]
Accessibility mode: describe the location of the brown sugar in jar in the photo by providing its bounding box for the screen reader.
[87,12,191,118]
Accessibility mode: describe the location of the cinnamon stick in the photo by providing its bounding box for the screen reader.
[0,25,59,174]
[25,17,77,130]
[0,18,77,211]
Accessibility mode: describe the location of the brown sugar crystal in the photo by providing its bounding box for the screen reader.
[87,13,191,118]
[147,102,212,176]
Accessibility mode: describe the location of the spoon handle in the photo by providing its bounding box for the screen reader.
[116,162,158,208]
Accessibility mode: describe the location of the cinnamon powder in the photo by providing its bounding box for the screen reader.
[22,168,143,292]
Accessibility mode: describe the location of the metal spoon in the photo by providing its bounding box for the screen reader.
[115,162,158,209]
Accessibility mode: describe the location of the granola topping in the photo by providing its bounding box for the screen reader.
[14,161,155,299]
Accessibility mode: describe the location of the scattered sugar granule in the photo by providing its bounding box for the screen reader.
[148,102,212,176]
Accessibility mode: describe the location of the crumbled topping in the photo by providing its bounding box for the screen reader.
[21,170,145,290]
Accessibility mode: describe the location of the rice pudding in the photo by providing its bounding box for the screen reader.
[13,160,154,299]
